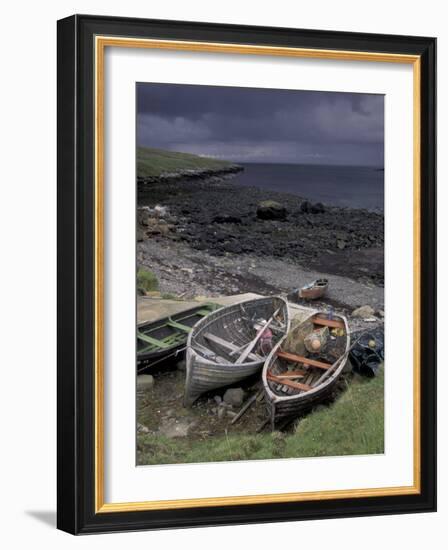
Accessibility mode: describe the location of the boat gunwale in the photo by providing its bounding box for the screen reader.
[262,313,350,404]
[187,295,290,360]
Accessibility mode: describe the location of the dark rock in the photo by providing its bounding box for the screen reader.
[311,202,325,214]
[257,200,287,220]
[222,241,242,254]
[300,200,325,214]
[212,215,242,224]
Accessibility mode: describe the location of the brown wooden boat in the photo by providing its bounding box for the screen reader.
[262,312,350,429]
[298,278,328,300]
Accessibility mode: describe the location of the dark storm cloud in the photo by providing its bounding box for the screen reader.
[137,83,384,166]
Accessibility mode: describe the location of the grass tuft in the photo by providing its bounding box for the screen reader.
[137,267,159,293]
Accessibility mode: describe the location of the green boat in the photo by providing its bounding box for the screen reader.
[137,303,221,372]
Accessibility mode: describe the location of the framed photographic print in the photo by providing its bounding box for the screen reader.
[57,15,436,534]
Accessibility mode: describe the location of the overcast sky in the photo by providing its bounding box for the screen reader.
[137,83,384,166]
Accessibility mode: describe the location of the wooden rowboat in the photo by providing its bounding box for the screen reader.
[137,303,220,372]
[298,278,328,300]
[184,296,290,406]
[262,312,350,429]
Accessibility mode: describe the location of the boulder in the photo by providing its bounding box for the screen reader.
[223,388,245,407]
[137,374,154,391]
[352,305,376,319]
[256,200,287,221]
[300,200,325,214]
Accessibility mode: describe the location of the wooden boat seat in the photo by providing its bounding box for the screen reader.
[204,333,260,362]
[277,350,331,370]
[267,373,311,392]
[271,370,307,379]
[313,317,344,329]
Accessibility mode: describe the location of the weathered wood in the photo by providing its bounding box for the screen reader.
[235,306,282,364]
[276,350,331,370]
[313,317,345,329]
[204,332,260,361]
[194,342,228,364]
[230,390,263,425]
[272,370,307,379]
[267,373,311,391]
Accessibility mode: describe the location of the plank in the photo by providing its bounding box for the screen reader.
[235,306,282,364]
[277,350,331,370]
[267,373,311,391]
[313,317,345,329]
[230,390,262,425]
[271,370,307,379]
[204,333,260,362]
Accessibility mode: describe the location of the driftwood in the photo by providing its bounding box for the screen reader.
[235,307,282,364]
[230,389,263,425]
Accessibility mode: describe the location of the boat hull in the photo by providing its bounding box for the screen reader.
[298,279,328,300]
[184,296,289,406]
[137,303,220,371]
[262,313,349,428]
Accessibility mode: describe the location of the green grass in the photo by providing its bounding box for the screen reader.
[137,368,384,465]
[137,147,235,178]
[137,267,159,293]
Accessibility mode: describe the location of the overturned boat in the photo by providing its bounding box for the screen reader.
[262,311,350,429]
[184,296,290,406]
[298,278,329,300]
[137,303,220,372]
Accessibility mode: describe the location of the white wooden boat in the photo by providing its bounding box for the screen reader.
[184,296,289,406]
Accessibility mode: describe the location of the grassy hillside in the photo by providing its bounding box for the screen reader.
[137,367,384,465]
[137,147,236,178]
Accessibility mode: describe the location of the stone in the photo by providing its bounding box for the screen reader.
[176,359,187,372]
[337,239,346,250]
[158,418,194,438]
[212,215,242,224]
[217,407,226,420]
[256,200,287,221]
[226,410,237,419]
[352,305,375,319]
[222,241,242,254]
[137,423,150,434]
[300,200,325,214]
[223,388,245,407]
[310,202,325,214]
[137,374,154,390]
[213,395,222,405]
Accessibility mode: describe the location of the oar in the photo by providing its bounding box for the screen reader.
[235,306,283,364]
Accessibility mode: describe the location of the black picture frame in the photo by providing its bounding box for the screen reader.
[57,14,436,534]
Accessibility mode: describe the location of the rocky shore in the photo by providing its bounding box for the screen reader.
[138,173,384,289]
